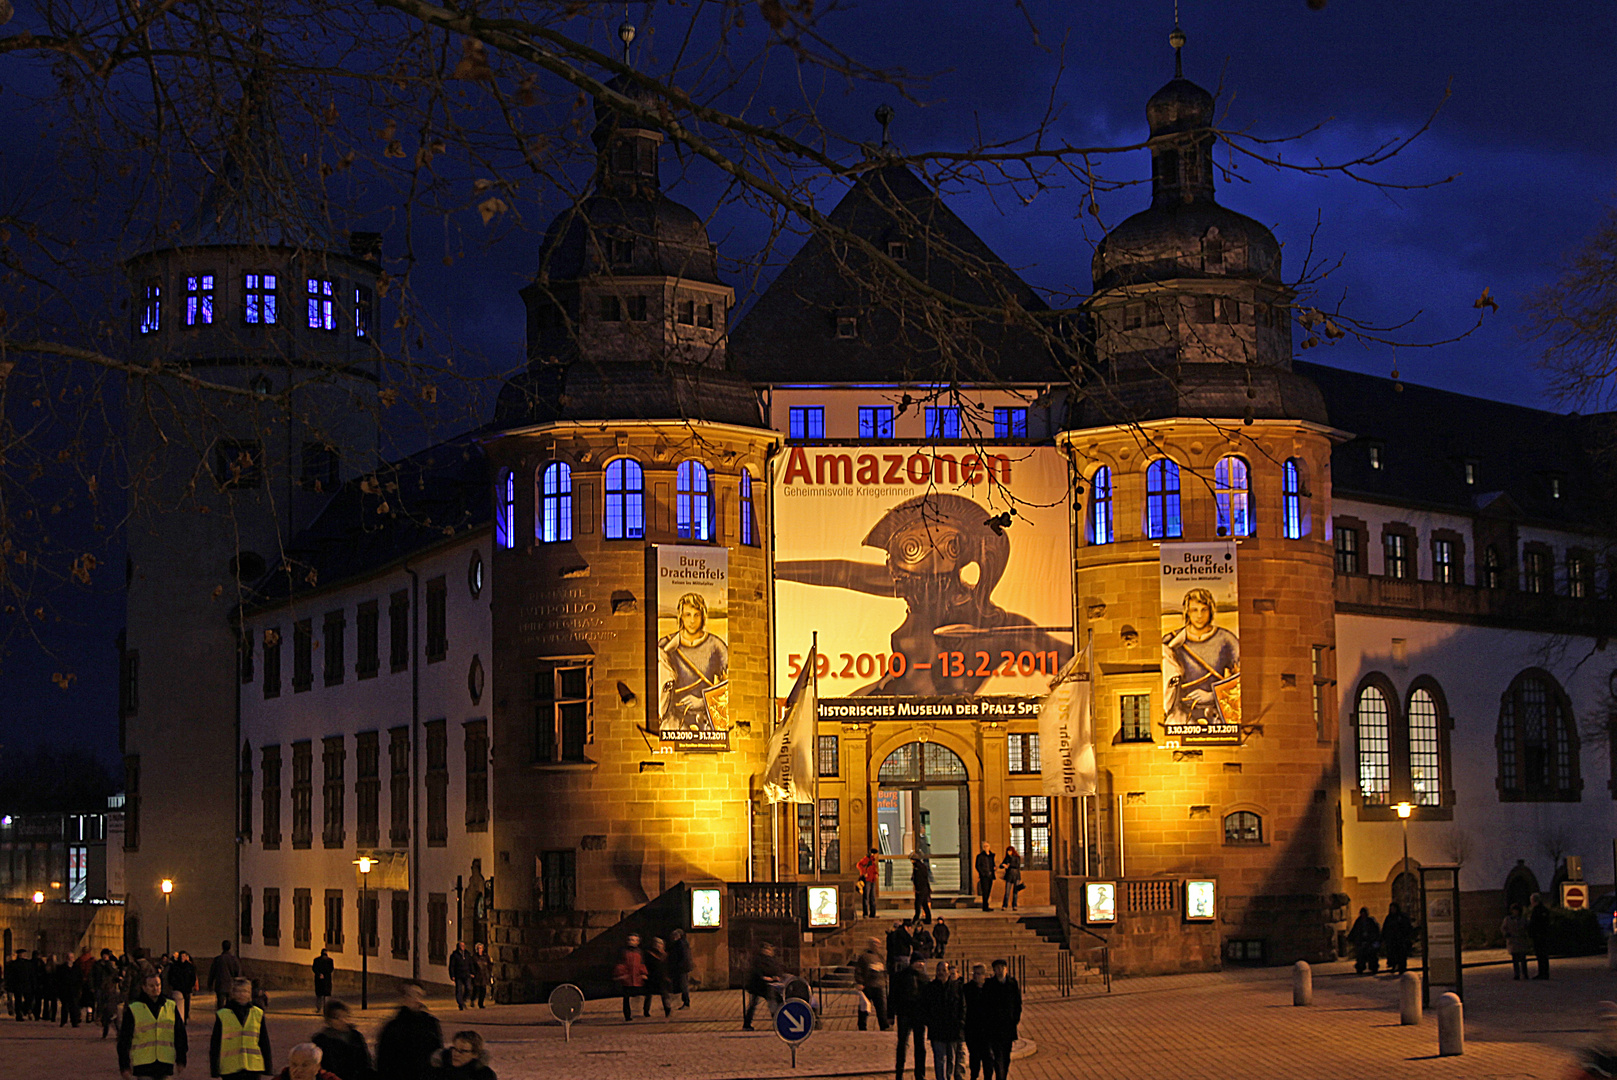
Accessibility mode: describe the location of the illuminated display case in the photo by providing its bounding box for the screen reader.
[691,887,722,929]
[1083,881,1117,925]
[806,885,839,929]
[1184,879,1217,922]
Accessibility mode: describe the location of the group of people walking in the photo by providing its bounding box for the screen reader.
[1502,892,1556,980]
[445,942,494,1011]
[612,929,695,1021]
[889,956,1022,1080]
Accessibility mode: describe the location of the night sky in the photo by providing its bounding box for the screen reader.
[0,1,1611,770]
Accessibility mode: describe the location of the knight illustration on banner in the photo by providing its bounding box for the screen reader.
[1159,542,1242,746]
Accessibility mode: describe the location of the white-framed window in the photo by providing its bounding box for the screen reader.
[604,458,645,540]
[1407,687,1442,806]
[538,462,572,543]
[1355,683,1391,804]
[676,460,711,541]
[307,278,336,331]
[186,274,215,326]
[1145,459,1182,540]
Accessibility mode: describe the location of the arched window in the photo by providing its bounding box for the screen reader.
[739,468,758,547]
[878,741,969,782]
[1499,669,1579,801]
[1407,687,1442,806]
[1282,458,1305,539]
[1088,466,1114,545]
[604,458,645,540]
[537,462,572,543]
[1145,459,1182,540]
[1214,456,1252,537]
[1355,682,1392,805]
[676,460,711,540]
[1223,811,1262,844]
[494,469,515,549]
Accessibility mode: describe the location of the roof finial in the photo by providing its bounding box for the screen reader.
[875,104,895,150]
[1170,1,1185,79]
[618,12,636,66]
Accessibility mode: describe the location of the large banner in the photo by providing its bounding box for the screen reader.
[1159,541,1242,747]
[653,545,730,750]
[773,445,1074,700]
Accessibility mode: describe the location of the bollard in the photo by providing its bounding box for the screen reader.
[1292,960,1312,1006]
[1399,972,1421,1025]
[1608,933,1617,972]
[1436,992,1464,1056]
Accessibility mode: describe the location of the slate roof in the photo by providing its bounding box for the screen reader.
[245,436,490,610]
[495,360,763,428]
[730,163,1063,384]
[1298,360,1614,529]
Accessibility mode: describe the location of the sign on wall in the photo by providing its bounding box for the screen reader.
[1159,542,1241,747]
[772,445,1074,700]
[653,546,731,750]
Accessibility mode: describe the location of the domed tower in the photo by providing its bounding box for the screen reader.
[484,41,777,996]
[1062,28,1345,965]
[121,69,381,954]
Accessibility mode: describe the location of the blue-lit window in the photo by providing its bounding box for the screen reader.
[1214,456,1252,537]
[604,459,645,540]
[186,275,215,326]
[537,462,572,543]
[495,469,515,549]
[307,278,335,331]
[355,286,372,339]
[244,273,278,325]
[994,407,1028,438]
[858,407,895,440]
[676,461,712,541]
[1088,466,1113,545]
[789,407,825,440]
[1145,459,1182,540]
[139,279,162,334]
[740,469,758,547]
[925,406,961,439]
[1282,458,1304,539]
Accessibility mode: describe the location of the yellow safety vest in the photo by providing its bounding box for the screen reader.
[128,999,178,1066]
[217,1006,266,1075]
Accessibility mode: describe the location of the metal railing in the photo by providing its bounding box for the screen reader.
[1069,924,1111,993]
[730,882,799,920]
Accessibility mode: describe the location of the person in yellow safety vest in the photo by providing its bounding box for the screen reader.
[211,977,273,1080]
[118,969,189,1079]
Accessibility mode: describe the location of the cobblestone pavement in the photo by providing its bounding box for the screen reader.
[0,952,1609,1078]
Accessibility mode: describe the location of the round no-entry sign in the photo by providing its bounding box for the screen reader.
[1563,883,1589,910]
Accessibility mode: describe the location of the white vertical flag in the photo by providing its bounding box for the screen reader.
[764,647,818,804]
[1040,635,1097,797]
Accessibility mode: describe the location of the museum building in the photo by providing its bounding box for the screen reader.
[119,43,1617,993]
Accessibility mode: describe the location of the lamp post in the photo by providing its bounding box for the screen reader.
[356,857,373,1010]
[1394,802,1414,906]
[31,890,43,952]
[160,879,174,956]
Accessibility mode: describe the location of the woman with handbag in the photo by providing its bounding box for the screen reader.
[999,846,1023,911]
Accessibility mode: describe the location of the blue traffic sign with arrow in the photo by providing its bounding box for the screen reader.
[774,998,815,1046]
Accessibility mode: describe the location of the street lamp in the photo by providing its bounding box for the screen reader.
[32,890,43,952]
[1394,802,1414,906]
[355,857,374,1010]
[161,879,174,956]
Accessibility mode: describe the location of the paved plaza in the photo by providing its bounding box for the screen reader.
[1,952,1612,1078]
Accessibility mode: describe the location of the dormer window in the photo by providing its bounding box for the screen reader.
[1463,460,1476,486]
[1367,443,1383,471]
[887,240,908,261]
[1203,230,1223,269]
[697,303,716,329]
[611,136,657,178]
[608,237,635,265]
[677,300,695,325]
[1550,476,1563,500]
[835,315,858,340]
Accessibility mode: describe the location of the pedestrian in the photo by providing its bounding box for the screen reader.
[741,941,782,1031]
[1502,902,1531,980]
[447,942,473,1011]
[974,843,996,913]
[1347,906,1381,975]
[313,999,372,1080]
[97,950,124,1038]
[55,951,83,1028]
[208,941,242,1010]
[117,967,188,1080]
[168,951,196,1021]
[211,976,272,1080]
[912,923,934,962]
[276,1042,341,1080]
[312,949,335,1017]
[858,848,882,918]
[375,981,443,1080]
[613,933,651,1023]
[76,946,98,1023]
[887,920,913,972]
[645,937,672,1018]
[6,949,30,1020]
[37,953,54,1022]
[1529,892,1552,979]
[911,855,933,924]
[924,961,966,1080]
[666,928,693,1009]
[855,937,889,1032]
[891,957,929,1080]
[1382,901,1414,976]
[933,917,951,960]
[963,964,991,1080]
[470,943,492,1009]
[431,1029,496,1079]
[999,846,1023,911]
[981,959,1021,1080]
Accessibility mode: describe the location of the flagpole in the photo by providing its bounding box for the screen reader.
[812,630,820,883]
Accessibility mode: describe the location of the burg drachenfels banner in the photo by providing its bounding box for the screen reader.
[1159,541,1242,746]
[773,445,1075,703]
[653,545,731,750]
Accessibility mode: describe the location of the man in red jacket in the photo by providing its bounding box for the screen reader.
[613,934,649,1022]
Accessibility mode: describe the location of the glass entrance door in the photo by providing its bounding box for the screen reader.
[875,785,968,894]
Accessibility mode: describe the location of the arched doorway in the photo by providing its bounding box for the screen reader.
[876,742,970,895]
